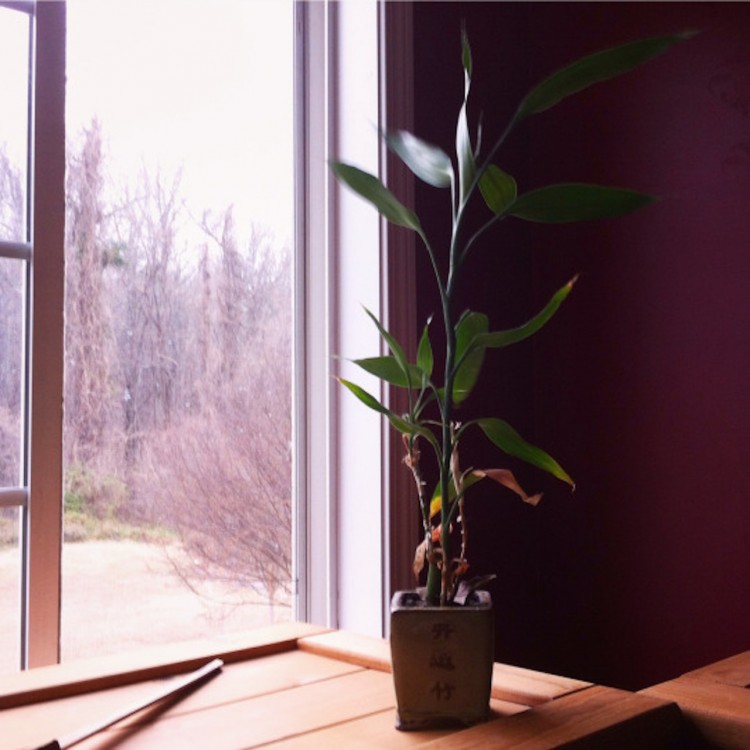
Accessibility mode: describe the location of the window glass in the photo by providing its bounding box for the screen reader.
[0,3,30,674]
[0,6,29,244]
[62,0,293,660]
[0,506,20,673]
[0,258,23,488]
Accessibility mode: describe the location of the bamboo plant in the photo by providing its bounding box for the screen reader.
[331,30,693,607]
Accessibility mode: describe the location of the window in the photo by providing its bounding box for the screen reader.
[0,1,33,673]
[2,0,413,671]
[0,0,65,670]
[60,0,295,663]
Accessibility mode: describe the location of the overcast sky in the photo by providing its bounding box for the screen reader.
[65,0,294,245]
[0,6,30,212]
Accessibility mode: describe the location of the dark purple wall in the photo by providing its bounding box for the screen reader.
[412,2,750,690]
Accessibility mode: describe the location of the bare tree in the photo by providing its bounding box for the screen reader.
[64,120,117,468]
[0,147,23,239]
[142,213,293,611]
[61,122,293,608]
[0,148,24,487]
[108,167,188,494]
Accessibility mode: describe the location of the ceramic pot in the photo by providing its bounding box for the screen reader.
[390,589,494,730]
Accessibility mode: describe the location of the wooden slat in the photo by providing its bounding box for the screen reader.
[0,621,329,709]
[298,630,592,709]
[80,668,397,749]
[642,676,750,749]
[491,661,591,707]
[1,650,361,750]
[3,675,177,750]
[298,630,392,672]
[412,686,683,750]
[264,699,529,749]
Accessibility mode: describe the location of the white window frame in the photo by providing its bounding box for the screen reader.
[25,0,66,670]
[0,0,66,669]
[13,0,415,668]
[295,0,416,636]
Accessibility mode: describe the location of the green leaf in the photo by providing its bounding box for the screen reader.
[386,130,453,189]
[477,276,578,349]
[364,307,422,387]
[352,356,424,389]
[514,31,697,122]
[362,307,411,378]
[461,26,473,82]
[479,164,518,215]
[452,312,488,405]
[339,378,390,416]
[456,30,476,207]
[417,321,434,379]
[510,184,655,223]
[330,161,422,232]
[478,418,575,488]
[339,378,421,437]
[456,105,475,208]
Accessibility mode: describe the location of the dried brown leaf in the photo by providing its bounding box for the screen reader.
[474,468,544,506]
[413,539,428,579]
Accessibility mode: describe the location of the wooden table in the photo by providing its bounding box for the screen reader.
[641,651,750,749]
[1,622,686,749]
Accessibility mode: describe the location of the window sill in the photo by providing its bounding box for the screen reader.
[2,623,688,748]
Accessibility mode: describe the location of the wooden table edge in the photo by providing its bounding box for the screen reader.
[0,621,330,709]
[641,676,750,747]
[412,685,684,749]
[679,650,750,688]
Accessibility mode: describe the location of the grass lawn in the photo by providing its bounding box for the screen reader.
[0,538,290,674]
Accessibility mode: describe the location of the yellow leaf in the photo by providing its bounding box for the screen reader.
[430,494,442,519]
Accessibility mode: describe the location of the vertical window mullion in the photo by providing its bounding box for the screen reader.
[24,0,66,669]
[18,0,35,670]
[380,0,417,620]
[294,0,338,628]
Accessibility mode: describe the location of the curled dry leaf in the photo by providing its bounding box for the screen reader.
[453,559,470,577]
[413,538,428,579]
[474,468,543,506]
[402,432,420,470]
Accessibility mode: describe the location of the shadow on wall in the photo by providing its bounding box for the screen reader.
[412,1,750,691]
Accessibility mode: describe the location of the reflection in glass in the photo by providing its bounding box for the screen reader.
[0,7,30,243]
[0,258,23,489]
[0,506,20,673]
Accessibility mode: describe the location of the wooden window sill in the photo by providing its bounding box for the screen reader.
[1,622,687,749]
